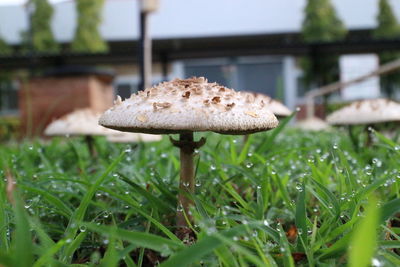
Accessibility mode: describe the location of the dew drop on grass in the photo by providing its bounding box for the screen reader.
[161,153,167,158]
[125,146,133,153]
[210,165,216,171]
[195,181,201,187]
[333,143,338,150]
[247,152,253,157]
[79,225,87,232]
[103,239,109,245]
[395,146,400,151]
[28,146,33,151]
[66,238,72,243]
[245,162,253,168]
[371,258,383,267]
[263,219,269,226]
[295,183,303,191]
[95,192,102,198]
[271,170,276,175]
[233,236,239,241]
[233,139,238,144]
[242,219,248,225]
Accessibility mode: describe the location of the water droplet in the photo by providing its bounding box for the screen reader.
[245,162,253,168]
[242,220,248,225]
[333,143,338,150]
[247,152,253,157]
[394,146,400,151]
[210,165,216,171]
[103,239,109,245]
[371,258,382,267]
[263,220,269,226]
[79,225,86,232]
[66,238,72,243]
[233,236,239,241]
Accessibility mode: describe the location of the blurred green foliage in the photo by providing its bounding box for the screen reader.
[0,37,12,56]
[300,0,348,88]
[71,0,108,53]
[20,0,59,54]
[373,0,400,97]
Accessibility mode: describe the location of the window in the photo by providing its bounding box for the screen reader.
[183,57,283,99]
[0,79,19,115]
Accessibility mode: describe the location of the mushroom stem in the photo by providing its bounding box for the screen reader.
[170,133,206,228]
[178,133,195,227]
[85,135,97,157]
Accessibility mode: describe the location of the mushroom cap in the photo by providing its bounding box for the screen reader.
[99,77,279,135]
[327,98,400,125]
[106,132,162,143]
[45,108,113,136]
[296,117,331,131]
[243,92,292,117]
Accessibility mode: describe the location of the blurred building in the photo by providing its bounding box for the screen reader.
[0,0,399,116]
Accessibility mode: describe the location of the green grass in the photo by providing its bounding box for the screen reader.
[0,124,399,266]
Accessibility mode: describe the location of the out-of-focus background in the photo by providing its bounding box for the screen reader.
[0,0,399,138]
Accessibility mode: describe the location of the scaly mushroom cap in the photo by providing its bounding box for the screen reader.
[327,98,400,125]
[106,132,162,143]
[45,108,114,136]
[99,77,279,135]
[296,117,330,131]
[243,92,292,117]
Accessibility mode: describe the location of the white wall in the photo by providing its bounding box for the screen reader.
[0,0,399,44]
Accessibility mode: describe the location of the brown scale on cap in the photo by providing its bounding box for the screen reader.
[182,91,191,99]
[212,96,221,104]
[153,102,172,111]
[226,102,235,110]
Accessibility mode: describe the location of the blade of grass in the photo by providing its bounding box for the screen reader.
[348,196,380,267]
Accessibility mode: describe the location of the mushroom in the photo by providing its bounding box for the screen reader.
[296,117,331,131]
[99,77,279,231]
[45,108,119,156]
[327,98,400,145]
[241,92,292,118]
[241,92,292,142]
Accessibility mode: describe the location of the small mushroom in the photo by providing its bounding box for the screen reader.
[45,108,115,156]
[296,117,331,131]
[99,77,278,234]
[240,92,291,142]
[241,92,292,118]
[327,98,400,146]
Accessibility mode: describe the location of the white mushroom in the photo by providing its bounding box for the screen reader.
[327,98,400,125]
[241,91,292,117]
[99,77,279,230]
[296,117,331,131]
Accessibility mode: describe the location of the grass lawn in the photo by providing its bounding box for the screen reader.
[0,120,399,266]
